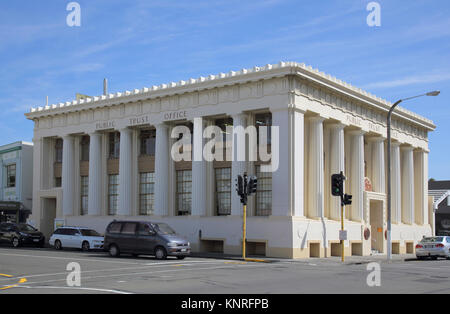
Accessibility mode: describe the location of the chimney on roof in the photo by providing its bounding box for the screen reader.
[103,78,108,95]
[46,96,49,106]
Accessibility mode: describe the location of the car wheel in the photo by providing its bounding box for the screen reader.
[155,246,167,260]
[11,237,20,248]
[82,241,90,252]
[176,256,186,260]
[109,244,120,257]
[54,240,62,250]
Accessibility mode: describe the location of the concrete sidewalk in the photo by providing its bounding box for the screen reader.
[190,251,419,265]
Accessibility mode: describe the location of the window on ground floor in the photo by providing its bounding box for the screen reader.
[255,165,272,216]
[176,170,192,216]
[139,172,155,215]
[215,167,231,215]
[80,176,89,215]
[108,174,119,215]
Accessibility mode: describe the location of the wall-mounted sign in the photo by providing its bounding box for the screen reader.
[163,110,188,121]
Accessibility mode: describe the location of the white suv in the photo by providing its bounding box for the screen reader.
[49,227,104,251]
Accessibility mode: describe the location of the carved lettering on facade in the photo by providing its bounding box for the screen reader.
[129,115,150,126]
[163,110,187,121]
[95,121,115,130]
[346,115,362,126]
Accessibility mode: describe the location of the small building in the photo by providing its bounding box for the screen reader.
[25,62,434,258]
[428,180,450,236]
[0,141,33,223]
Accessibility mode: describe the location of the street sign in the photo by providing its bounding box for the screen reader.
[339,230,348,241]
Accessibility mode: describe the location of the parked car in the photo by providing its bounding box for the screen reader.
[49,226,104,251]
[104,220,190,260]
[0,222,45,248]
[416,236,450,260]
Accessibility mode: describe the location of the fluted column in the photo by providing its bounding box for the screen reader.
[307,116,325,218]
[349,130,365,222]
[401,146,414,225]
[154,123,170,216]
[192,117,207,216]
[62,135,75,216]
[329,123,345,220]
[118,128,133,216]
[391,142,402,224]
[231,113,248,216]
[370,137,386,194]
[88,132,102,216]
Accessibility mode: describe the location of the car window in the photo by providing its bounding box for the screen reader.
[80,229,101,237]
[53,229,61,235]
[152,223,176,235]
[17,224,37,232]
[108,222,122,234]
[137,223,152,235]
[121,222,137,235]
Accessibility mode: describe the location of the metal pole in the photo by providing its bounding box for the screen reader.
[387,100,402,261]
[341,203,345,262]
[243,204,247,259]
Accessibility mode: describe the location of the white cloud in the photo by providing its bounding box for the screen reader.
[362,72,450,89]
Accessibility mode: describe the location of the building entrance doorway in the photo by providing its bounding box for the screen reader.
[40,198,56,239]
[369,199,384,253]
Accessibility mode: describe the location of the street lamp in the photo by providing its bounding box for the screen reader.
[386,91,440,261]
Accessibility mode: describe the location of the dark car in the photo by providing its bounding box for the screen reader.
[104,220,190,260]
[0,223,45,248]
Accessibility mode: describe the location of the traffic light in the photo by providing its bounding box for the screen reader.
[248,176,258,195]
[236,175,244,197]
[331,173,344,197]
[343,194,352,205]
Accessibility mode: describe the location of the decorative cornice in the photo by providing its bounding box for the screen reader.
[24,61,435,131]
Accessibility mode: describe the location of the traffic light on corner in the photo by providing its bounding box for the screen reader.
[248,176,258,195]
[331,173,344,197]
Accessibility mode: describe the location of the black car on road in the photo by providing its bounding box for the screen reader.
[0,223,45,248]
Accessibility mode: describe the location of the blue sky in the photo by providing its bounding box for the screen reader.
[0,0,449,179]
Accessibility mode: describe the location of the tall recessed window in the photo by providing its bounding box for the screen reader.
[109,132,120,159]
[55,139,63,163]
[139,172,155,215]
[80,176,89,215]
[215,168,231,216]
[6,164,16,188]
[255,165,272,216]
[80,136,90,161]
[176,170,192,216]
[140,129,156,156]
[108,174,119,215]
[255,113,272,145]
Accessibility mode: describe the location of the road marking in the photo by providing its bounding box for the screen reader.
[0,274,27,291]
[15,285,133,294]
[0,261,229,282]
[17,263,266,287]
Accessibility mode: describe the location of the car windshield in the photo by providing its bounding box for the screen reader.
[80,229,101,237]
[421,237,444,243]
[153,223,176,235]
[17,224,37,232]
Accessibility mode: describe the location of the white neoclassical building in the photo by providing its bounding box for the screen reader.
[25,62,435,258]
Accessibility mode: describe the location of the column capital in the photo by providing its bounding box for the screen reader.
[400,145,414,152]
[347,129,366,136]
[328,122,346,130]
[308,115,326,123]
[366,136,385,143]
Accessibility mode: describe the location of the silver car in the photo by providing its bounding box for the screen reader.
[416,236,450,260]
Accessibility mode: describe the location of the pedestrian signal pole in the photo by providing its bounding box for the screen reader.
[236,173,258,260]
[331,171,352,262]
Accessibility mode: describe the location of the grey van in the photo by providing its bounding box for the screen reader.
[104,220,191,260]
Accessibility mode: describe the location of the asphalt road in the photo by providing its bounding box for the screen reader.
[0,246,449,294]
